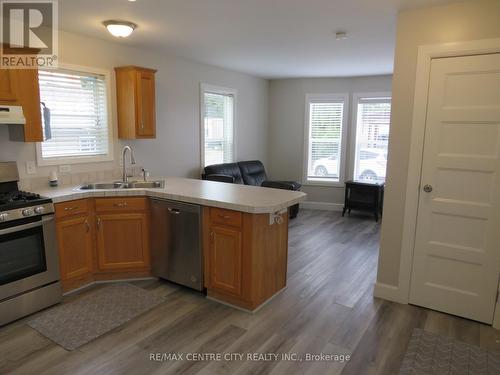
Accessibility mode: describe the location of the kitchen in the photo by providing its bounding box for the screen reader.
[3,1,500,374]
[0,61,304,322]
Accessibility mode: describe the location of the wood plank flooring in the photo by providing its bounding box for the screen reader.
[1,209,499,375]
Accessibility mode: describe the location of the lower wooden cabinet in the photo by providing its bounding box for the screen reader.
[96,212,150,271]
[55,197,151,292]
[209,225,243,296]
[204,207,289,311]
[55,200,94,292]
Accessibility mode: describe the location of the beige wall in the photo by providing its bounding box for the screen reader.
[377,0,500,286]
[0,30,269,182]
[267,76,392,205]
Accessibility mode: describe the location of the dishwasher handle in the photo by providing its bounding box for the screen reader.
[168,208,181,215]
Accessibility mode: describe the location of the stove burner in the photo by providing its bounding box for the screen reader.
[0,191,42,206]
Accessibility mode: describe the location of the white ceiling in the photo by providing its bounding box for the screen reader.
[59,0,462,79]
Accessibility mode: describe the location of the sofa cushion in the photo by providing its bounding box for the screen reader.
[237,160,268,186]
[204,162,244,184]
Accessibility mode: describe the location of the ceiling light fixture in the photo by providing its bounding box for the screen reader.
[103,20,137,38]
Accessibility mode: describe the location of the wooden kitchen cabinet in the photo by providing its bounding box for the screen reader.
[209,224,243,297]
[115,66,157,139]
[0,69,16,102]
[204,207,289,311]
[95,197,151,273]
[0,67,43,142]
[55,199,95,292]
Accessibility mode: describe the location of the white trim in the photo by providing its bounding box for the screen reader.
[396,38,500,309]
[302,93,349,186]
[300,201,343,211]
[36,63,115,167]
[348,92,392,181]
[199,83,238,172]
[373,282,406,304]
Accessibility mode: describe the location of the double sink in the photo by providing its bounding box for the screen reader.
[77,180,165,191]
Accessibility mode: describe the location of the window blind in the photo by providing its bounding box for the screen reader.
[307,101,345,181]
[39,69,109,159]
[354,97,391,182]
[203,91,234,167]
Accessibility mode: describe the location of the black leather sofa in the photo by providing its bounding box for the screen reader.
[202,160,301,218]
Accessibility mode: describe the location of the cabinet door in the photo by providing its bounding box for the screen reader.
[96,213,150,271]
[56,215,94,281]
[209,225,242,296]
[0,69,16,102]
[136,70,156,137]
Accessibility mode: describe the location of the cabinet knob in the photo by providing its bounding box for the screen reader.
[85,219,90,233]
[423,184,433,193]
[97,217,101,229]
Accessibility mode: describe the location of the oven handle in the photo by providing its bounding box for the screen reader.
[0,214,54,236]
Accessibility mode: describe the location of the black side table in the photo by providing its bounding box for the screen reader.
[342,180,385,222]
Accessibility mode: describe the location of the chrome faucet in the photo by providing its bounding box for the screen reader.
[122,146,136,183]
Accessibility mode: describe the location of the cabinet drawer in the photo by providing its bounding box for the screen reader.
[210,208,242,227]
[55,199,89,219]
[95,197,148,213]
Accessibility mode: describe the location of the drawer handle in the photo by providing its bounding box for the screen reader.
[97,217,101,229]
[114,202,128,207]
[220,215,231,219]
[168,208,181,215]
[85,219,90,233]
[64,206,79,211]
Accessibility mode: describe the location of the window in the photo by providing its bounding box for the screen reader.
[353,95,391,182]
[304,94,348,184]
[201,84,236,168]
[36,66,112,165]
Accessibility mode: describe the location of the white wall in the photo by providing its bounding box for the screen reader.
[267,76,392,205]
[377,0,500,288]
[0,30,269,181]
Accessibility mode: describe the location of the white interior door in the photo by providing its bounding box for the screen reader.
[410,53,500,324]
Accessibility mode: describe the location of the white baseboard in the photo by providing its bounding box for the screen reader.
[300,201,343,211]
[373,282,408,304]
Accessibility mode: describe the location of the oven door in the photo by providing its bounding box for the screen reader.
[0,214,60,301]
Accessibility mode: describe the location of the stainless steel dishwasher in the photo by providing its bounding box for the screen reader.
[150,199,203,291]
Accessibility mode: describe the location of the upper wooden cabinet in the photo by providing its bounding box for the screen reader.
[0,67,43,142]
[115,66,157,139]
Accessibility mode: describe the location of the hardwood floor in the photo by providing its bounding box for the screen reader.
[1,209,499,375]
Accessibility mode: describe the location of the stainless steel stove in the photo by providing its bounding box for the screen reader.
[0,162,62,326]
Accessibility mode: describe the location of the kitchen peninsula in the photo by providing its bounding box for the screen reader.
[36,177,306,312]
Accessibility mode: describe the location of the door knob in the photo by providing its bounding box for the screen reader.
[423,184,433,193]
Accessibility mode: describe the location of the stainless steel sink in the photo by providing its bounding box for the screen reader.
[124,181,165,189]
[77,180,165,190]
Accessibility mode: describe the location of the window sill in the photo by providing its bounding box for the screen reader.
[302,179,345,188]
[36,153,114,167]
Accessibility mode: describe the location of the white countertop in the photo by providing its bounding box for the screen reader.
[34,177,306,214]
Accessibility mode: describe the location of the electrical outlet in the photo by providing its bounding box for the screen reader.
[26,161,36,175]
[59,165,71,174]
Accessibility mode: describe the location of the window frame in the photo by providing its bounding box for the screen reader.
[302,93,349,187]
[199,83,237,170]
[348,92,392,182]
[35,63,114,166]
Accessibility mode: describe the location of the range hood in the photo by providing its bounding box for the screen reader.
[0,105,26,125]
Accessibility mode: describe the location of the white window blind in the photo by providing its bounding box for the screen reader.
[38,69,109,160]
[353,97,391,182]
[203,91,234,167]
[306,100,345,182]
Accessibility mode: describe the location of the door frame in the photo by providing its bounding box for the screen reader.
[383,37,500,327]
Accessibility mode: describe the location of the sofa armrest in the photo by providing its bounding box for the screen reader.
[204,174,236,183]
[261,180,302,191]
